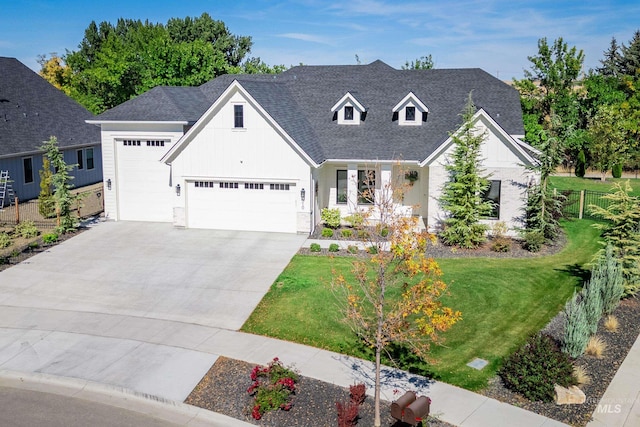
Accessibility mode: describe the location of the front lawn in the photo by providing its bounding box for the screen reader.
[242,219,601,391]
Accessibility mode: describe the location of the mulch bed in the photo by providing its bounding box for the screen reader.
[481,296,640,427]
[185,357,453,427]
[0,228,85,272]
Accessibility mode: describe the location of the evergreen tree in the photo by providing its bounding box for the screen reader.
[589,181,640,295]
[620,30,640,76]
[562,292,589,358]
[598,37,622,77]
[439,94,493,248]
[583,275,603,334]
[595,244,625,314]
[39,137,78,233]
[37,155,55,218]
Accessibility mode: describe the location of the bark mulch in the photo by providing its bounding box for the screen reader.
[481,296,640,427]
[185,357,453,427]
[0,228,85,272]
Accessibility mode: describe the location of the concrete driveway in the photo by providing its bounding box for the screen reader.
[0,221,305,401]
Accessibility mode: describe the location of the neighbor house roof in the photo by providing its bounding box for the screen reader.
[93,60,525,164]
[0,57,100,157]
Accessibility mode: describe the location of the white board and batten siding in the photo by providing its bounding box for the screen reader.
[426,115,536,235]
[170,91,312,233]
[100,123,184,222]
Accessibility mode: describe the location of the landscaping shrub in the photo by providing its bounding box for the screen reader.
[357,230,370,240]
[336,383,366,427]
[379,227,389,238]
[596,244,624,315]
[341,229,353,238]
[14,220,39,238]
[490,221,511,252]
[247,357,298,420]
[310,243,321,252]
[522,230,545,252]
[562,292,590,358]
[367,245,378,254]
[347,245,358,254]
[573,365,591,385]
[322,228,335,238]
[329,243,340,252]
[583,275,603,335]
[42,232,59,244]
[321,208,341,229]
[0,232,11,249]
[612,164,623,179]
[575,150,586,178]
[499,334,577,402]
[344,213,364,228]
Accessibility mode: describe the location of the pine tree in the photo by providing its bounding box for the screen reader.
[620,30,640,77]
[439,94,493,248]
[598,37,622,77]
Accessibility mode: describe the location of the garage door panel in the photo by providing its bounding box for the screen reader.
[116,142,173,222]
[187,182,296,233]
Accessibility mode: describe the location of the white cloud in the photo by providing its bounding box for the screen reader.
[277,33,334,45]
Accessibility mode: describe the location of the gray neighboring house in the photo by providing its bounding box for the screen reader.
[0,57,102,205]
[90,60,538,234]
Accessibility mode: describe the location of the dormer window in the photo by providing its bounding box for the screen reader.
[344,106,354,121]
[331,92,366,125]
[393,92,428,126]
[405,106,416,121]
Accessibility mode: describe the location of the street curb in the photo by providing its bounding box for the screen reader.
[0,370,253,426]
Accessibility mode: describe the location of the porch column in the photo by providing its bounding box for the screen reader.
[347,163,358,209]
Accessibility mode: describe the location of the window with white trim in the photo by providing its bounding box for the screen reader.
[482,180,501,219]
[344,106,354,121]
[234,105,244,128]
[336,170,347,204]
[86,148,95,170]
[23,157,33,184]
[76,149,84,170]
[270,183,290,191]
[245,183,264,190]
[357,170,375,204]
[219,182,239,189]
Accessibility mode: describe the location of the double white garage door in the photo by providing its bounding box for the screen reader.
[187,180,298,233]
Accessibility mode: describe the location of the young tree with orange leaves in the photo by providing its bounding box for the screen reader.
[331,169,461,427]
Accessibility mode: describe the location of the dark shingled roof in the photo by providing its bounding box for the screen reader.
[0,57,100,157]
[95,60,524,164]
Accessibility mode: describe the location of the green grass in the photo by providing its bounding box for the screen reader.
[550,176,640,197]
[242,219,602,391]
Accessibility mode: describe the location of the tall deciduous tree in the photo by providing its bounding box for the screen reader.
[439,95,493,248]
[50,13,277,113]
[587,104,631,180]
[401,55,434,70]
[332,171,461,427]
[514,37,584,166]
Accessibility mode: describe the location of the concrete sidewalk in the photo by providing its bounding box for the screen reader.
[0,306,568,427]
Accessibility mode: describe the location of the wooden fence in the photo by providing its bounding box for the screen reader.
[0,183,104,230]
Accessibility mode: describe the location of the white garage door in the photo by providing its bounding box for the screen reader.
[116,139,173,222]
[187,180,297,233]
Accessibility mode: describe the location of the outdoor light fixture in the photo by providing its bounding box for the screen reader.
[300,188,306,202]
[106,178,112,190]
[176,184,181,196]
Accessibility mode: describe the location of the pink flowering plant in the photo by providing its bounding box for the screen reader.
[247,357,299,420]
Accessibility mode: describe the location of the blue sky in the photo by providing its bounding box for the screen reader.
[1,0,638,80]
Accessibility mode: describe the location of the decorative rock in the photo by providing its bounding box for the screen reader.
[554,384,586,405]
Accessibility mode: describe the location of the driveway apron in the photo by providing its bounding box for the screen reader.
[0,221,305,401]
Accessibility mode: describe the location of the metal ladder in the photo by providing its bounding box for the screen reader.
[0,170,14,209]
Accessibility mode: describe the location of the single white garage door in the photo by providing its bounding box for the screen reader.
[115,139,173,222]
[187,180,297,233]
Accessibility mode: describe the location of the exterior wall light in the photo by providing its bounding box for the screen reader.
[106,178,112,190]
[176,184,181,196]
[300,187,306,202]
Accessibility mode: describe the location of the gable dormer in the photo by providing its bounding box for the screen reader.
[392,92,428,126]
[331,92,366,125]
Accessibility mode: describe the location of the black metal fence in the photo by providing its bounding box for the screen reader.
[0,184,104,230]
[560,189,611,220]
